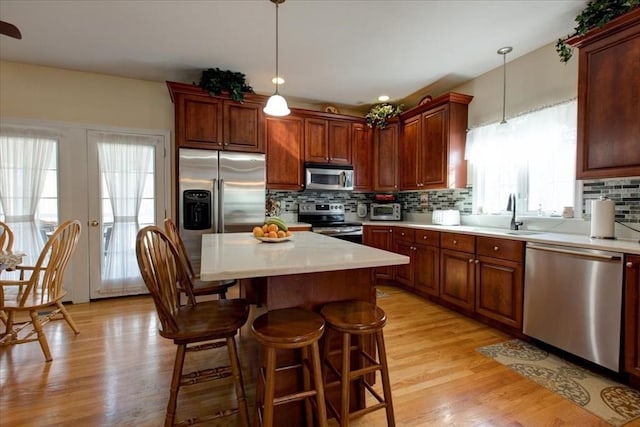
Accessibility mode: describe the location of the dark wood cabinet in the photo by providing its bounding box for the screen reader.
[304,118,351,165]
[167,81,265,153]
[398,93,472,190]
[265,115,304,190]
[568,9,640,179]
[475,237,524,329]
[625,254,640,380]
[363,225,395,281]
[373,123,399,192]
[440,233,476,313]
[351,123,373,191]
[393,227,440,297]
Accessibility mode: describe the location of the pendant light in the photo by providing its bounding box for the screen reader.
[264,0,290,117]
[497,46,512,124]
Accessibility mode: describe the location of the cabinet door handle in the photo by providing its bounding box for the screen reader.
[423,236,428,240]
[468,258,474,263]
[475,259,479,264]
[453,240,457,245]
[493,246,500,251]
[389,229,393,233]
[628,262,635,268]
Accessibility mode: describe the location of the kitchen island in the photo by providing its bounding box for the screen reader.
[200,231,409,424]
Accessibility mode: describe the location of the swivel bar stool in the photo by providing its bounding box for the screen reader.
[320,300,395,426]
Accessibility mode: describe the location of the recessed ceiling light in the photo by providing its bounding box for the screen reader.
[378,95,390,102]
[272,76,285,85]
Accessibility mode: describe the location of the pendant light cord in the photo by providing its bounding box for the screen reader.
[501,53,507,124]
[275,1,280,95]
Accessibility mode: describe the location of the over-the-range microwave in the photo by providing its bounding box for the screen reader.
[305,163,354,191]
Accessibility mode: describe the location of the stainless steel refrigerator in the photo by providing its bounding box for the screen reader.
[178,148,265,271]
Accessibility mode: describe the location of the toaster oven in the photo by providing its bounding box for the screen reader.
[370,203,401,221]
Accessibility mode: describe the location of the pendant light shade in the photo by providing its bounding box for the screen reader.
[264,0,290,117]
[497,46,512,125]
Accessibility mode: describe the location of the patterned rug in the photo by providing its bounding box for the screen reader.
[375,288,388,298]
[478,339,640,426]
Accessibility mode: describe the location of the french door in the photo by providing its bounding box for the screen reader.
[0,122,168,302]
[86,131,167,299]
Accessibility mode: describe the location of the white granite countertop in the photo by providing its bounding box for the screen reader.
[363,221,640,255]
[200,231,409,281]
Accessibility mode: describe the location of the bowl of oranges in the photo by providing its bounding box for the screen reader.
[253,217,294,243]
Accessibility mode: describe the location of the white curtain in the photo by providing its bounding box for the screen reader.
[0,126,57,266]
[465,100,577,214]
[95,133,154,290]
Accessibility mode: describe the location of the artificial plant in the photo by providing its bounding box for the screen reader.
[365,103,404,129]
[197,68,254,102]
[556,0,640,63]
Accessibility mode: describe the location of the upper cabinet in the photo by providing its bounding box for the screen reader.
[399,92,473,190]
[568,9,640,179]
[304,118,352,165]
[265,114,305,190]
[167,81,265,153]
[351,123,373,191]
[374,122,400,192]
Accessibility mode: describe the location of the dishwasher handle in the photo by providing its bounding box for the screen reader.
[527,243,622,261]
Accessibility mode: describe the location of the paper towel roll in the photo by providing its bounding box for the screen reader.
[590,197,615,238]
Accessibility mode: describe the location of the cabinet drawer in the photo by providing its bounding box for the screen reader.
[476,237,524,262]
[394,227,415,242]
[440,232,475,253]
[415,229,439,247]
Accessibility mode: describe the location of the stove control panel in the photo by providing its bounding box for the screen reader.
[299,202,345,215]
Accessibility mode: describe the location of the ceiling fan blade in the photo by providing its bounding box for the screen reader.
[0,21,22,39]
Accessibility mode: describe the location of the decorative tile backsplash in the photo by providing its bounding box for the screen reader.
[582,178,640,223]
[268,177,639,224]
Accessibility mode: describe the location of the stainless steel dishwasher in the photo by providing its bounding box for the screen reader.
[523,242,623,372]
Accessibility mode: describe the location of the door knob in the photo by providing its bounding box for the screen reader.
[90,220,99,227]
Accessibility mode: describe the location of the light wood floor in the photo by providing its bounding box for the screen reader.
[1,285,635,426]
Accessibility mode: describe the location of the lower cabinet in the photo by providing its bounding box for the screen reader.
[440,233,476,313]
[393,227,441,297]
[475,236,524,329]
[625,254,640,380]
[363,225,395,281]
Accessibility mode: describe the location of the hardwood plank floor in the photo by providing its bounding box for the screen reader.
[1,285,635,426]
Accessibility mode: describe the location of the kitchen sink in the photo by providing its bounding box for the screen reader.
[505,230,542,235]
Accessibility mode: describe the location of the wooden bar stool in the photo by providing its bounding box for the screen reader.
[251,308,329,427]
[320,300,395,426]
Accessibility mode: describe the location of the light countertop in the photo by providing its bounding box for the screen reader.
[200,231,409,281]
[363,221,640,255]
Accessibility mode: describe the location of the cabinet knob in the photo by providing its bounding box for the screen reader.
[218,142,223,146]
[493,246,500,251]
[468,258,474,263]
[475,259,479,264]
[401,232,405,236]
[423,236,428,240]
[453,240,457,245]
[389,229,393,233]
[628,262,635,268]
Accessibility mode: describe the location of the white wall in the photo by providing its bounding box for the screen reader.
[452,42,578,127]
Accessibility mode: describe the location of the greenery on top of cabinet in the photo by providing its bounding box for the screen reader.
[556,0,640,62]
[197,68,254,103]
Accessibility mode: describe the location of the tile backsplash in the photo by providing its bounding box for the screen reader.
[268,176,639,224]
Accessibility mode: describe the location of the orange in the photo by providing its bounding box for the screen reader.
[253,226,264,237]
[268,230,278,238]
[277,230,286,238]
[285,230,292,237]
[262,224,269,233]
[267,223,278,233]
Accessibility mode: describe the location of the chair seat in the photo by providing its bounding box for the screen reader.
[252,308,325,348]
[1,284,67,311]
[159,298,249,343]
[191,278,236,296]
[320,300,386,333]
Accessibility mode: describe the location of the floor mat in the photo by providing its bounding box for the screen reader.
[478,339,640,426]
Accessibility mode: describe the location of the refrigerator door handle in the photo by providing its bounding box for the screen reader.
[219,178,225,232]
[212,178,219,232]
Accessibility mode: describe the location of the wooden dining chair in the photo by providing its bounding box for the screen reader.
[0,219,81,362]
[163,218,236,302]
[136,225,250,427]
[0,221,14,252]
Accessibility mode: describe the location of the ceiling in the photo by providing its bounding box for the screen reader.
[0,0,586,109]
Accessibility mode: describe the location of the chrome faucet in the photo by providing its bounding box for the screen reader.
[507,193,523,230]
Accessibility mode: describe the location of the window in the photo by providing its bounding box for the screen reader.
[465,100,577,216]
